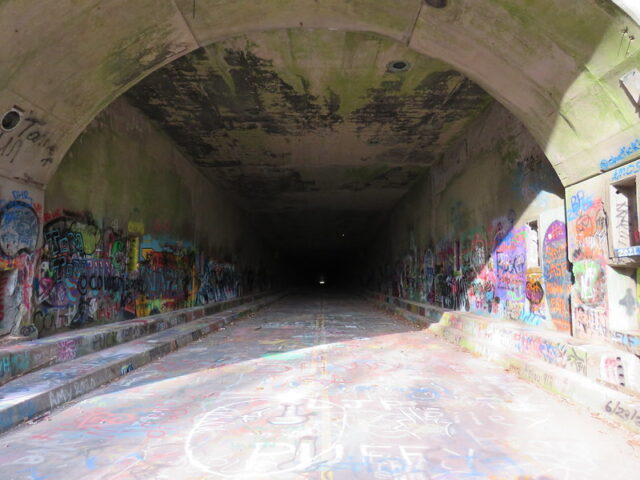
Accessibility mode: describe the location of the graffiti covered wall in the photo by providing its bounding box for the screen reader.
[0,182,43,336]
[563,158,640,347]
[364,103,571,332]
[566,189,609,340]
[30,98,272,336]
[34,214,254,332]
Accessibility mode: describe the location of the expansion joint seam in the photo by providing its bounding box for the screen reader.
[406,0,425,46]
[170,0,202,49]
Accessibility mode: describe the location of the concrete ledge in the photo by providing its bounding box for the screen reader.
[0,292,284,434]
[0,291,272,386]
[436,323,640,434]
[365,290,640,434]
[365,292,447,326]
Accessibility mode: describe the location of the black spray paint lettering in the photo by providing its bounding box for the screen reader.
[605,400,640,426]
[0,114,56,165]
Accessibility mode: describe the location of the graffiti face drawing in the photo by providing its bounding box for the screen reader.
[0,201,38,257]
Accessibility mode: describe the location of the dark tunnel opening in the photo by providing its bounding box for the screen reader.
[284,250,362,290]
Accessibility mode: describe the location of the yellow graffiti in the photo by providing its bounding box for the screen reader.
[71,223,100,254]
[135,297,169,317]
[128,236,140,272]
[127,220,145,235]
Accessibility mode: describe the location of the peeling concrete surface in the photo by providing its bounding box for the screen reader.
[125,31,490,181]
[125,30,491,253]
[1,292,639,479]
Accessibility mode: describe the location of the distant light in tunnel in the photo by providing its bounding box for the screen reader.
[319,280,326,285]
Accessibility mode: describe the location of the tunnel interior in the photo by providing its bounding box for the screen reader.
[12,0,638,348]
[114,30,494,288]
[34,27,571,334]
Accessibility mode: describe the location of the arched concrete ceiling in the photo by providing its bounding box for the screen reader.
[0,0,639,188]
[123,30,492,253]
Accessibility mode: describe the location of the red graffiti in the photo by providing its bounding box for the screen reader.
[525,280,544,305]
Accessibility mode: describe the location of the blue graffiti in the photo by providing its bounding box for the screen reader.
[600,138,640,171]
[568,191,593,221]
[612,331,640,349]
[11,190,33,203]
[615,246,640,257]
[612,158,640,182]
[520,311,544,326]
[0,200,39,257]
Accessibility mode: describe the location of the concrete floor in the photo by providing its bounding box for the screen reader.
[1,293,639,479]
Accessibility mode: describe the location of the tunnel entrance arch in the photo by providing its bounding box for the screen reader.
[0,0,637,188]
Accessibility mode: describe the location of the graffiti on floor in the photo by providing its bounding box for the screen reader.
[0,303,623,480]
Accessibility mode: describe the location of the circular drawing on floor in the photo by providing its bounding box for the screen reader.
[185,397,346,477]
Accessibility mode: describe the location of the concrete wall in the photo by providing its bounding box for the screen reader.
[0,98,274,338]
[366,103,571,332]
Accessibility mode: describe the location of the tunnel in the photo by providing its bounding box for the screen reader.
[1,1,640,478]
